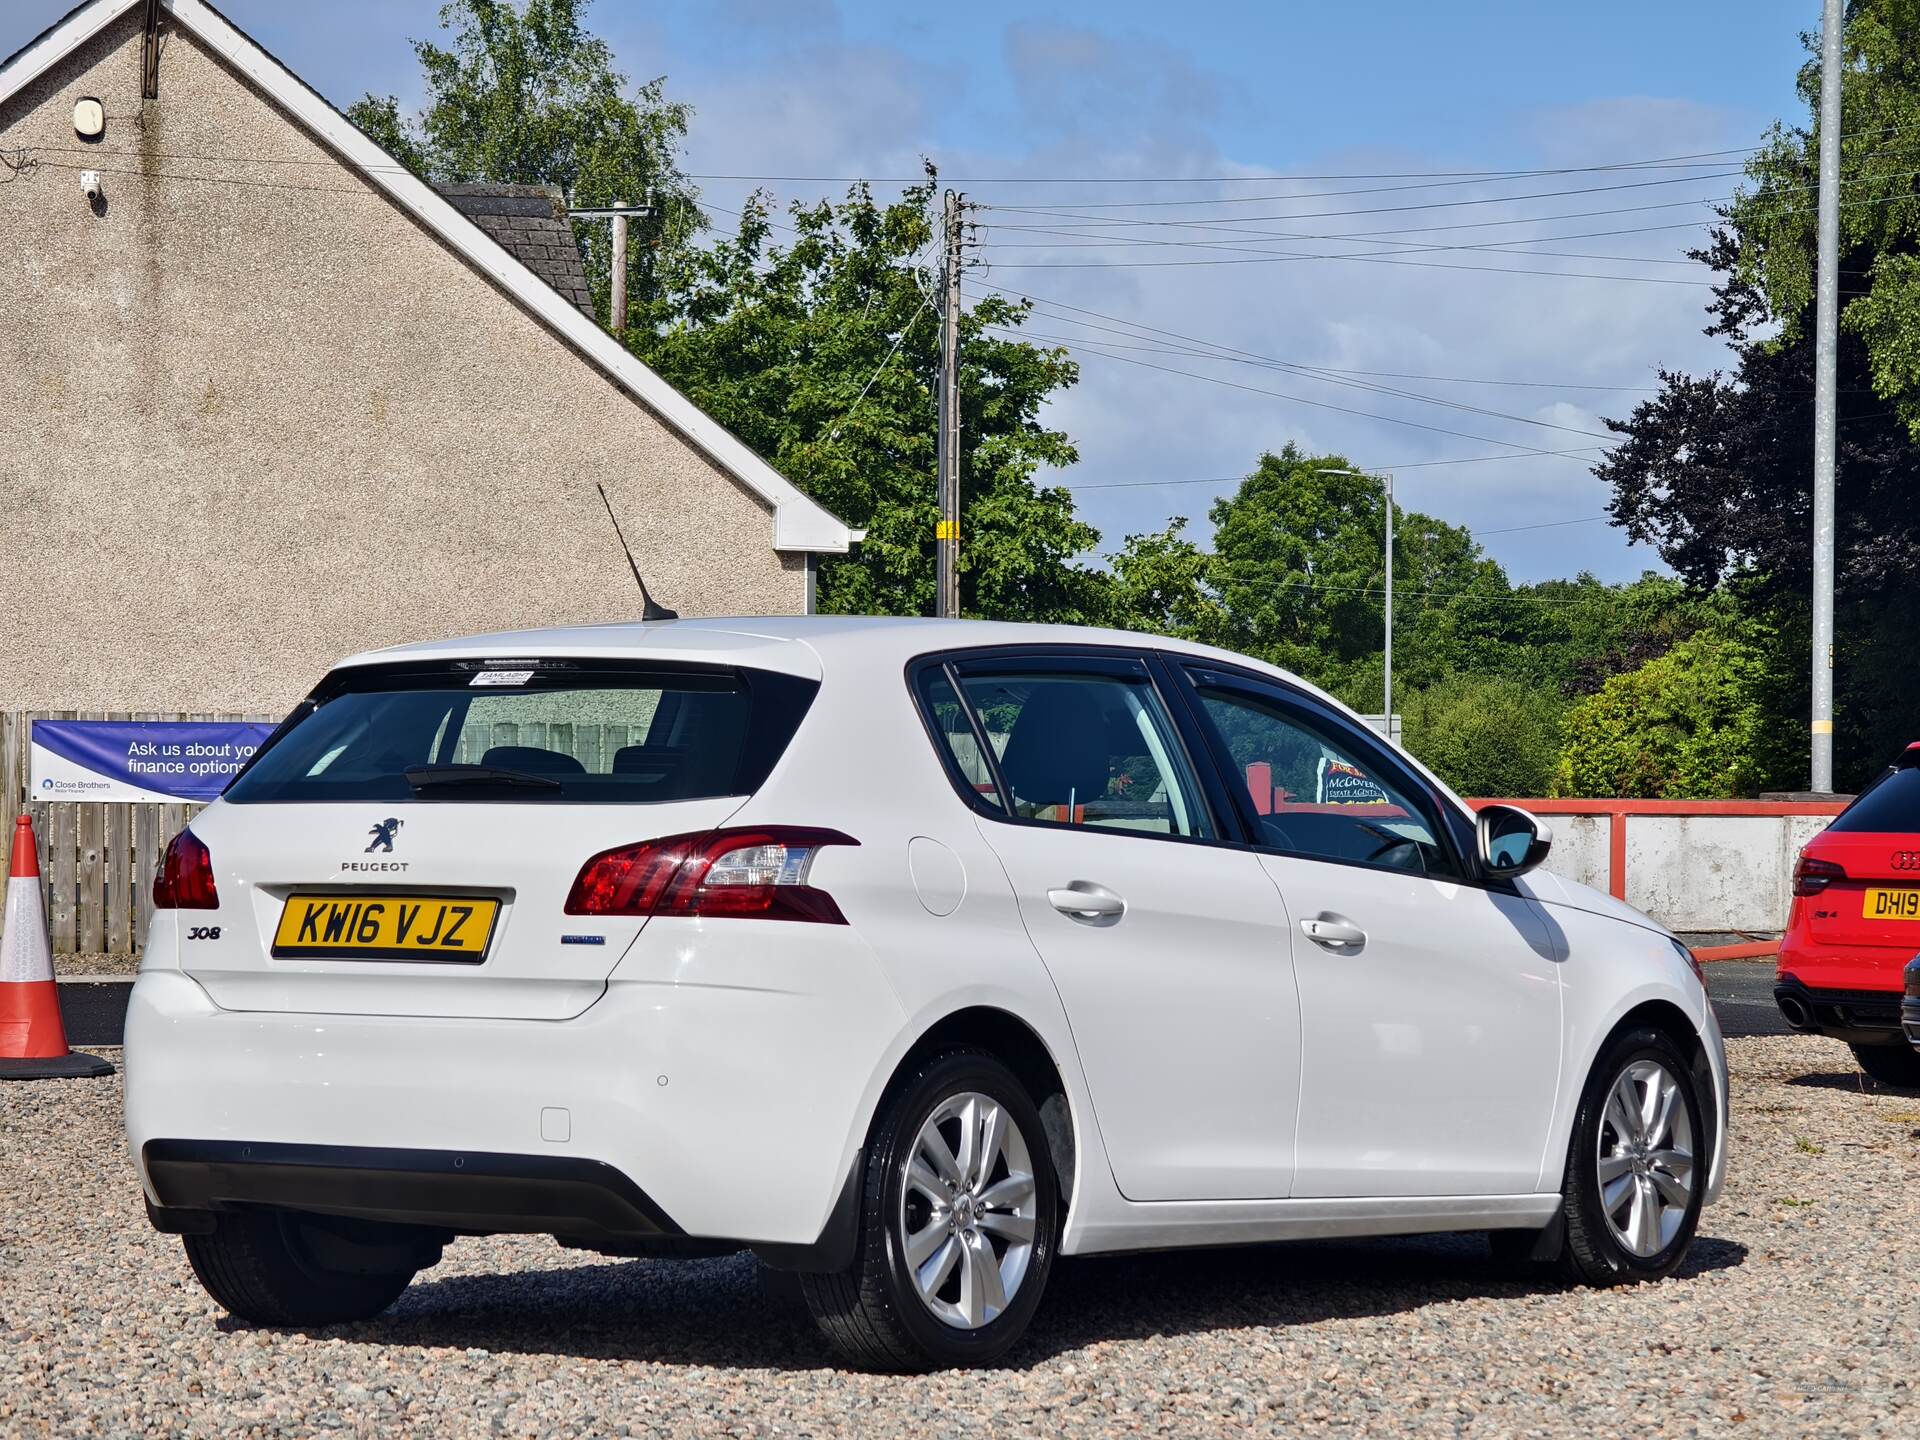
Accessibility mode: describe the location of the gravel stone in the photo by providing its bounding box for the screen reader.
[4,1034,1919,1436]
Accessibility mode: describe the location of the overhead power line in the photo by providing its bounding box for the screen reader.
[676,135,1912,190]
[972,300,1662,394]
[979,247,1711,281]
[967,281,1628,439]
[675,146,1768,186]
[1030,339,1610,456]
[984,325,1618,439]
[983,166,1750,223]
[1473,513,1613,535]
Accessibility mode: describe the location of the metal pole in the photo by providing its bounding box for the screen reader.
[1811,0,1842,791]
[1382,471,1394,726]
[610,201,630,337]
[935,190,964,619]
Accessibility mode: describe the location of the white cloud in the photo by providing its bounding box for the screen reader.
[623,6,1743,583]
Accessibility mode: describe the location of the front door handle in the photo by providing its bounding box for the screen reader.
[1300,913,1366,951]
[1048,882,1125,922]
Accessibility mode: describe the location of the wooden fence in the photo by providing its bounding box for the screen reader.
[0,712,271,958]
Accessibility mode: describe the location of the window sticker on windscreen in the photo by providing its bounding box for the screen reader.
[471,670,534,687]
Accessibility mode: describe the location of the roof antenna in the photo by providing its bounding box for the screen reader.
[596,482,677,621]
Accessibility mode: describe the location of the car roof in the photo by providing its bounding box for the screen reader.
[338,615,1321,692]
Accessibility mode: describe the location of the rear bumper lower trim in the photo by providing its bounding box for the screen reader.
[1773,978,1903,1045]
[141,1139,684,1242]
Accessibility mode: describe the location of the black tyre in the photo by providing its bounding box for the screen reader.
[1850,1041,1920,1088]
[800,1049,1059,1371]
[1555,1026,1706,1286]
[183,1210,439,1326]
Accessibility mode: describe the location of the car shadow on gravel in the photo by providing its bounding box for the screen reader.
[248,1231,1747,1371]
[1016,1230,1748,1363]
[1786,1071,1920,1095]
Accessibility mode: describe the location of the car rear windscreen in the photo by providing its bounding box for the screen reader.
[1827,764,1920,834]
[223,662,817,805]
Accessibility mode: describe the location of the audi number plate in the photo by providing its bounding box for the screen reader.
[1864,888,1920,922]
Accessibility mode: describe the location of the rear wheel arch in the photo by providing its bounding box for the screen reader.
[892,1007,1077,1214]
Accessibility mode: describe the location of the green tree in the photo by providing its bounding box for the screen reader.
[1400,675,1565,798]
[1205,446,1509,699]
[1595,1,1920,788]
[1104,518,1222,639]
[1735,0,1920,439]
[1553,630,1797,798]
[345,0,702,333]
[642,185,1107,620]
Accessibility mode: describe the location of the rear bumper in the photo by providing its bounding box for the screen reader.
[1776,932,1914,993]
[143,1139,682,1242]
[1773,976,1903,1045]
[124,963,902,1255]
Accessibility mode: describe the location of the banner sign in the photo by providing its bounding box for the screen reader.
[29,719,278,804]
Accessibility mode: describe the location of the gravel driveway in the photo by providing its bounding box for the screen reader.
[5,1035,1919,1438]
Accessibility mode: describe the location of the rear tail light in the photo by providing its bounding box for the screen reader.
[565,827,858,923]
[1793,854,1846,897]
[153,829,219,909]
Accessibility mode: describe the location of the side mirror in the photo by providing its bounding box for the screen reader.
[1477,804,1552,878]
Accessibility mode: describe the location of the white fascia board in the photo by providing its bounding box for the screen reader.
[1,0,855,556]
[0,0,143,109]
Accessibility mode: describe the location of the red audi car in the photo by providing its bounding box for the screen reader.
[1776,743,1920,1085]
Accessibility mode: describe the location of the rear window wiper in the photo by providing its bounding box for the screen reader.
[403,763,565,792]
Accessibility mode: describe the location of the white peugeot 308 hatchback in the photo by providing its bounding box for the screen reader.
[126,617,1727,1370]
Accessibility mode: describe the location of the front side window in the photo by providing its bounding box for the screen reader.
[225,664,813,804]
[1187,669,1455,877]
[926,661,1214,840]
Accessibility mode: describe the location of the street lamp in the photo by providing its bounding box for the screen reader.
[1315,466,1395,729]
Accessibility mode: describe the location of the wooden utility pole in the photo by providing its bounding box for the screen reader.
[935,190,964,619]
[568,203,647,336]
[610,201,631,335]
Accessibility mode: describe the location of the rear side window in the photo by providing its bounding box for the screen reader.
[224,663,816,804]
[920,659,1215,840]
[1829,764,1920,833]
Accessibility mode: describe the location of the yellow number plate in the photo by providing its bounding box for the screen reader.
[272,894,500,962]
[1864,888,1920,922]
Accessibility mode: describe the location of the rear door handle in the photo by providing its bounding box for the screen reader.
[1048,883,1125,922]
[1300,913,1366,951]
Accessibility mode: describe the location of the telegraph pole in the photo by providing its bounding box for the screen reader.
[610,200,630,335]
[935,190,964,620]
[1811,0,1842,792]
[567,202,647,336]
[1382,471,1394,725]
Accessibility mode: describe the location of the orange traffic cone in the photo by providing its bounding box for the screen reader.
[0,815,112,1079]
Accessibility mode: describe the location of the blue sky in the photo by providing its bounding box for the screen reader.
[6,1,1817,582]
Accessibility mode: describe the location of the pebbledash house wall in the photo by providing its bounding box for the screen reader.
[0,13,812,718]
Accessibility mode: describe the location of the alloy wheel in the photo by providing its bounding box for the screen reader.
[1596,1057,1695,1258]
[896,1091,1040,1329]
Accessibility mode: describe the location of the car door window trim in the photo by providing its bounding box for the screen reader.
[905,645,1233,852]
[1166,657,1484,885]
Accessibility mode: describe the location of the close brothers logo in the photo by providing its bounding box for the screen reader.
[41,776,108,794]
